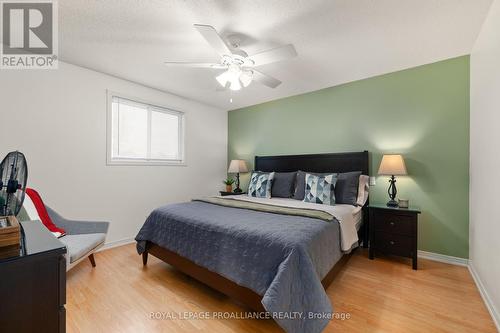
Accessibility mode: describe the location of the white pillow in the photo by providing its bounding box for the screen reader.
[356,175,370,206]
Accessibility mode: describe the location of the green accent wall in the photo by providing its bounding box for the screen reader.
[228,56,470,259]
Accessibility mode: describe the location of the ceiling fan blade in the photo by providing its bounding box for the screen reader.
[253,70,282,88]
[164,62,226,69]
[194,24,232,57]
[249,44,297,66]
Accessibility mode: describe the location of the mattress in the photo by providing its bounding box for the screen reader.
[353,206,363,231]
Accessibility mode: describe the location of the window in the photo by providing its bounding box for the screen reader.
[107,93,185,165]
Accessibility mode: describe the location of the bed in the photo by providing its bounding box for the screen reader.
[136,151,369,333]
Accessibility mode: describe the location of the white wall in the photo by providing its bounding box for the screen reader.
[0,62,227,246]
[470,0,500,329]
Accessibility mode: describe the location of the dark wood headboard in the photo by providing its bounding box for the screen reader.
[254,151,369,176]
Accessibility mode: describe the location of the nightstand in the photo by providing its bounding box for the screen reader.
[368,204,421,270]
[219,191,247,196]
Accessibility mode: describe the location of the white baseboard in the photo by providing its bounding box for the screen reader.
[97,237,135,252]
[469,263,500,332]
[417,250,469,266]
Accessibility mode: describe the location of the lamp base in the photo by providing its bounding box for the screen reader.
[233,173,242,193]
[386,175,398,207]
[386,200,399,207]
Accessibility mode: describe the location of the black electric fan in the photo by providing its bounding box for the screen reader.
[0,151,28,217]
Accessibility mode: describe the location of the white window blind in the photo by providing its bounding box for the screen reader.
[108,95,184,165]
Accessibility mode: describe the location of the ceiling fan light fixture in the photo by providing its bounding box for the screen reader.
[229,77,242,91]
[217,65,246,91]
[216,71,230,87]
[240,70,253,87]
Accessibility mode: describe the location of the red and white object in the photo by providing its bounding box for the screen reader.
[25,188,66,238]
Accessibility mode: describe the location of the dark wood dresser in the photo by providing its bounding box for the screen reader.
[0,221,67,332]
[368,205,421,269]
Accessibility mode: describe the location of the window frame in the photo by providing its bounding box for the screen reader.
[106,90,186,166]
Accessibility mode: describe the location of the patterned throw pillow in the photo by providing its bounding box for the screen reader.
[303,173,337,205]
[248,172,275,198]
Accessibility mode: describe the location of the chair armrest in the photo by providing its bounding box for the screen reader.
[46,206,110,235]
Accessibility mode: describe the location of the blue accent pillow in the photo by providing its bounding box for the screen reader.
[248,172,275,198]
[335,171,362,205]
[303,173,337,205]
[271,172,297,198]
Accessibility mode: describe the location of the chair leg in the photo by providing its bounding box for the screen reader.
[88,253,96,267]
[142,252,148,266]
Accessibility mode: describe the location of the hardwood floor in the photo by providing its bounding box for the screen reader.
[66,244,497,333]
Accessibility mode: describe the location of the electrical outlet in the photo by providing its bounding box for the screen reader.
[369,177,376,186]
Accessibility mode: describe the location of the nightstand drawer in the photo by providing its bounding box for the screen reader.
[372,211,415,235]
[373,232,413,258]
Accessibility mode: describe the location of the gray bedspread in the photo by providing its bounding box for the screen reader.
[135,199,343,333]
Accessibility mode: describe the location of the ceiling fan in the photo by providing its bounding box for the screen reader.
[164,24,297,91]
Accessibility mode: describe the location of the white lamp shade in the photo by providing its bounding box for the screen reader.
[378,154,408,176]
[240,70,253,87]
[229,78,242,91]
[228,160,248,173]
[216,71,230,87]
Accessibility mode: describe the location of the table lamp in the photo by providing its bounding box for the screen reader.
[378,154,407,207]
[228,160,248,193]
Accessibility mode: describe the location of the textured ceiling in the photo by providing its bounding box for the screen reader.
[59,0,492,110]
